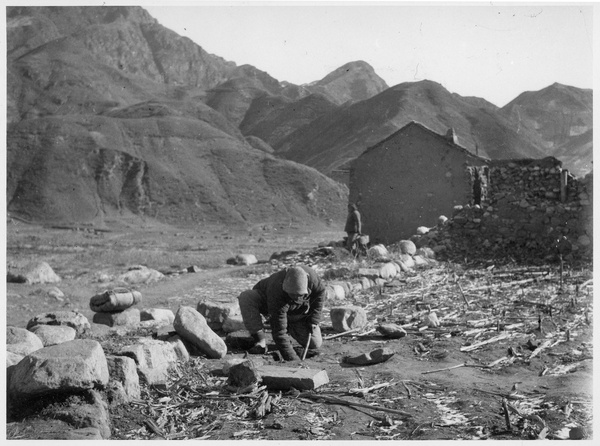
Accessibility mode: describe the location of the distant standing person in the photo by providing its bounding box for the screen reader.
[344,203,362,254]
[237,265,325,361]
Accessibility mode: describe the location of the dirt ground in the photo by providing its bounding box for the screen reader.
[4,218,594,441]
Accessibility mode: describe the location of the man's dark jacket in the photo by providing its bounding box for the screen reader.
[252,265,325,360]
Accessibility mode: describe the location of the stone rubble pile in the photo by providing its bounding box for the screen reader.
[408,163,592,263]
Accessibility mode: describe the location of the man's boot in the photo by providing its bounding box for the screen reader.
[248,330,268,354]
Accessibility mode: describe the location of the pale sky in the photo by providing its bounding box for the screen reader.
[142,1,595,107]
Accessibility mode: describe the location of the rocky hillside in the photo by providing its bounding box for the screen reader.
[6,6,348,227]
[501,83,593,177]
[272,80,550,176]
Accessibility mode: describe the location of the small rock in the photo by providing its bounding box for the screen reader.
[7,326,44,356]
[330,306,368,333]
[377,323,407,339]
[28,324,77,346]
[27,311,91,336]
[197,300,241,331]
[22,261,61,284]
[397,240,417,255]
[227,359,262,388]
[343,348,395,366]
[140,308,175,324]
[93,308,140,328]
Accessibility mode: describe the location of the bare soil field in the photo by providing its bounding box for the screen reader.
[5,218,593,441]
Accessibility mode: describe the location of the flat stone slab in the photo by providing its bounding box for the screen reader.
[257,365,329,391]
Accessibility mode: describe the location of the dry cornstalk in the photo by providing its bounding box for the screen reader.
[348,382,394,396]
[298,392,412,418]
[502,398,512,431]
[323,328,360,340]
[528,340,552,360]
[421,362,491,375]
[460,332,514,352]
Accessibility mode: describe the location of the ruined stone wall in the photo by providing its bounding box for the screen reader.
[415,159,592,263]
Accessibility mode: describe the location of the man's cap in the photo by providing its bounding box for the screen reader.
[283,266,309,295]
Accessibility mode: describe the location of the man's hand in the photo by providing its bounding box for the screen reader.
[309,323,319,335]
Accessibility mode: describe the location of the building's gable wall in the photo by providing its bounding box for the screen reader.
[349,124,485,244]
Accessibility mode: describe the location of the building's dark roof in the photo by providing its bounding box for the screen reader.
[354,121,490,164]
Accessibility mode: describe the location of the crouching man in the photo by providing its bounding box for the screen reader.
[237,265,325,361]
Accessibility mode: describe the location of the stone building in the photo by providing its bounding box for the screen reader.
[349,120,592,261]
[348,121,489,244]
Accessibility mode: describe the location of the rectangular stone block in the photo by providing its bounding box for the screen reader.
[257,365,329,391]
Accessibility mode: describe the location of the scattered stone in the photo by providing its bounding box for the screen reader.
[394,259,411,272]
[27,311,91,336]
[8,339,109,399]
[117,265,164,284]
[377,323,407,339]
[117,338,179,385]
[413,255,430,267]
[7,271,27,283]
[235,254,258,265]
[222,314,246,333]
[106,355,141,400]
[378,262,397,280]
[357,268,380,279]
[174,306,228,359]
[225,330,255,350]
[7,326,44,356]
[416,226,430,235]
[93,308,141,328]
[140,308,175,324]
[368,244,389,259]
[227,359,262,388]
[186,265,201,273]
[343,348,395,366]
[89,289,142,312]
[269,250,300,261]
[330,306,368,333]
[22,261,61,284]
[423,312,440,327]
[196,300,241,331]
[258,365,329,391]
[416,247,435,259]
[167,335,190,362]
[29,324,77,347]
[47,287,65,301]
[7,351,25,367]
[398,253,415,269]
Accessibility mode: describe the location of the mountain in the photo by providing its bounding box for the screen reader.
[501,83,593,177]
[6,6,348,227]
[273,80,550,176]
[6,6,593,228]
[303,61,389,105]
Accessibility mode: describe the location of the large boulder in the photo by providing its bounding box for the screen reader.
[27,311,91,336]
[28,324,77,347]
[7,326,44,356]
[22,261,61,284]
[117,338,179,385]
[8,339,109,399]
[174,306,228,359]
[330,306,368,333]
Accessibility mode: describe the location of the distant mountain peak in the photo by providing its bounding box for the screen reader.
[303,60,388,105]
